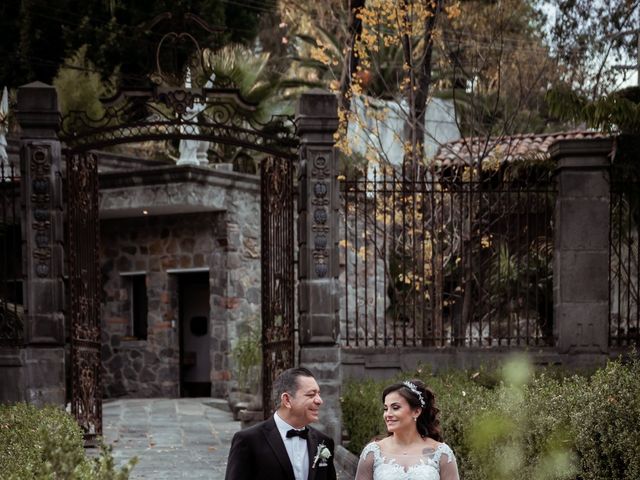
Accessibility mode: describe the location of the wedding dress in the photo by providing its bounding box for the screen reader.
[355,441,459,480]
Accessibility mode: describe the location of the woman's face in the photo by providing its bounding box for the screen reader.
[383,391,421,434]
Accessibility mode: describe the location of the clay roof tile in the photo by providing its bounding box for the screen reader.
[434,130,606,166]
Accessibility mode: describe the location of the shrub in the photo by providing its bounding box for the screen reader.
[232,323,262,391]
[0,403,136,480]
[416,367,491,476]
[341,378,386,455]
[341,356,640,479]
[341,366,487,462]
[571,356,640,480]
[460,359,578,480]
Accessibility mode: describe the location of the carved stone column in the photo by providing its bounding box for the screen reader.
[10,82,65,405]
[296,90,341,444]
[550,138,612,357]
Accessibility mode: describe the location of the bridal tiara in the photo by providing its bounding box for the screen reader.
[402,381,426,407]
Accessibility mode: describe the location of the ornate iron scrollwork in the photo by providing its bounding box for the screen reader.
[58,13,298,159]
[261,157,296,416]
[58,12,299,435]
[67,152,102,444]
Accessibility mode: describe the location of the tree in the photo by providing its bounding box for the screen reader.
[442,0,559,142]
[200,43,304,170]
[316,0,561,345]
[549,0,640,100]
[0,0,71,87]
[52,45,117,119]
[0,0,276,88]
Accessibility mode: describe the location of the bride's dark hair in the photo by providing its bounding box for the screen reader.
[382,379,442,442]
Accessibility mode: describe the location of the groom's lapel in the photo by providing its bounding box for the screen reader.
[262,417,295,480]
[307,429,319,480]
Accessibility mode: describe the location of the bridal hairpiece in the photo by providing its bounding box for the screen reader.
[402,381,426,407]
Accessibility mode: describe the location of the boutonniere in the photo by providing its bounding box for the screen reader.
[312,442,331,468]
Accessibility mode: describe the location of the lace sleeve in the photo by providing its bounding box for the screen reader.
[437,445,459,480]
[355,443,377,480]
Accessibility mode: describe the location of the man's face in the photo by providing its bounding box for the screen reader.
[283,375,323,427]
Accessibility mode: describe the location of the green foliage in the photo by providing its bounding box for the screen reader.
[0,0,276,88]
[341,379,387,453]
[549,0,639,99]
[232,323,261,390]
[53,45,117,119]
[546,86,640,135]
[341,366,485,459]
[571,356,640,480]
[204,43,317,118]
[0,403,136,479]
[342,356,640,479]
[485,238,554,342]
[461,358,578,480]
[199,43,315,166]
[0,0,69,87]
[204,44,283,121]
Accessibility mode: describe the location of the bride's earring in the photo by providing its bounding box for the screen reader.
[412,417,417,422]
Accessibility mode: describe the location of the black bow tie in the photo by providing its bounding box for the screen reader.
[286,428,309,439]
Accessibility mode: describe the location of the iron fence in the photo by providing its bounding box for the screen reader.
[610,180,640,347]
[340,170,555,348]
[0,160,23,345]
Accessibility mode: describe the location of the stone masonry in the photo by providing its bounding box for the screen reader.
[99,166,262,399]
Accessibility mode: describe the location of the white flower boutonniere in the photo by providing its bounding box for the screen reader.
[312,442,332,468]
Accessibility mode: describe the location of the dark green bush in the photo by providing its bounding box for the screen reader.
[341,378,386,454]
[341,356,640,479]
[341,366,486,462]
[571,357,640,480]
[0,403,136,480]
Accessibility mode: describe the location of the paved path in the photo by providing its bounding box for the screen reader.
[104,398,239,480]
[104,398,353,480]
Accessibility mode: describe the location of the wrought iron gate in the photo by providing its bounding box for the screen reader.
[261,156,296,415]
[55,13,299,436]
[67,152,102,443]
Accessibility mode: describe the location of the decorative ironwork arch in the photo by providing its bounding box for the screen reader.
[61,14,299,441]
[59,87,298,159]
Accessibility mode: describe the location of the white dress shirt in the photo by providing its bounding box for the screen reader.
[274,412,310,480]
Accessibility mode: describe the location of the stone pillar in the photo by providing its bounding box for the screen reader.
[550,138,613,355]
[296,90,341,444]
[7,82,65,405]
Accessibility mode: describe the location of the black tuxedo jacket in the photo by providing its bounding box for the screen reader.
[224,416,337,480]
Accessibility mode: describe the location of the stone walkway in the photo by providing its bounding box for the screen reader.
[104,398,239,480]
[104,397,353,480]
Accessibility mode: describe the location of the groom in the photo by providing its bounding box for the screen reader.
[224,367,337,480]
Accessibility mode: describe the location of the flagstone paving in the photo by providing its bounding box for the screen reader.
[103,398,352,480]
[103,398,239,480]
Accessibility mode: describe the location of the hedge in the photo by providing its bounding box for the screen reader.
[341,355,640,480]
[0,403,136,480]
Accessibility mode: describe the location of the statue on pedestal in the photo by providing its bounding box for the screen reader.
[177,70,214,166]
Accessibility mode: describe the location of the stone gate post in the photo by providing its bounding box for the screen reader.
[296,90,341,444]
[8,82,65,405]
[550,138,613,357]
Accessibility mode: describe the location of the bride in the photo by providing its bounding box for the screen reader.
[355,379,459,480]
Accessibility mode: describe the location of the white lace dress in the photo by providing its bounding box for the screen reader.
[355,441,459,480]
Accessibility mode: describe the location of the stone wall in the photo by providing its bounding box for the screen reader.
[99,166,262,399]
[101,213,223,397]
[341,346,620,382]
